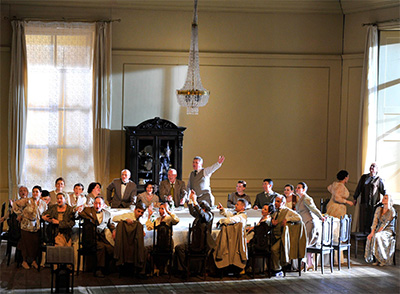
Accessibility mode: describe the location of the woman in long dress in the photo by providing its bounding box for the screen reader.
[13,185,47,270]
[365,194,396,266]
[326,170,353,218]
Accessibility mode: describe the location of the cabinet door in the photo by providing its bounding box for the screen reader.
[137,137,155,188]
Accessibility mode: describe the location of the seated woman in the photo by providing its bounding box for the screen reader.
[13,185,47,270]
[365,194,396,266]
[326,170,353,218]
[283,184,298,210]
[138,182,159,208]
[86,182,102,207]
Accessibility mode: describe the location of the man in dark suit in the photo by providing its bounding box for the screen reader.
[253,178,280,209]
[159,168,187,207]
[79,196,116,277]
[107,169,137,208]
[174,190,215,275]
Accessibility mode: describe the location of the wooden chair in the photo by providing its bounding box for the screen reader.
[77,218,97,275]
[320,198,330,214]
[185,223,209,280]
[306,216,334,274]
[351,232,368,259]
[248,221,272,278]
[47,246,74,293]
[282,221,307,277]
[333,214,352,270]
[0,202,7,242]
[392,213,397,266]
[151,222,173,277]
[39,219,57,271]
[6,211,22,266]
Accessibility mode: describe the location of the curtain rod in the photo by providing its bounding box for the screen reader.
[3,16,121,23]
[363,18,400,26]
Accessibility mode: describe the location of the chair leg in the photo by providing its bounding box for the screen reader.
[320,253,324,274]
[252,256,255,279]
[330,251,333,273]
[298,258,301,277]
[347,247,351,269]
[354,239,358,258]
[7,245,12,266]
[338,249,341,271]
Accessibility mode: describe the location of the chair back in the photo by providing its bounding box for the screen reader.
[188,222,208,253]
[338,214,352,244]
[320,198,330,214]
[7,211,21,243]
[321,216,333,247]
[78,218,97,251]
[0,202,5,235]
[153,222,173,253]
[251,221,272,253]
[40,219,57,245]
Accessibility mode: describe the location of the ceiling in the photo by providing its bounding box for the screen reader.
[1,0,399,14]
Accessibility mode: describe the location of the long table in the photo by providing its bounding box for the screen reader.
[108,207,263,246]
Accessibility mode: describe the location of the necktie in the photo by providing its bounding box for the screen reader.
[171,183,175,200]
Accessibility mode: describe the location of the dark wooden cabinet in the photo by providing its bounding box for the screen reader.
[124,117,186,192]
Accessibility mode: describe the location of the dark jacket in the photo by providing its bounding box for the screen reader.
[42,204,75,241]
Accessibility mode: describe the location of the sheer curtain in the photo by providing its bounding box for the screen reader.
[22,21,96,191]
[353,25,378,232]
[8,20,28,199]
[93,21,112,187]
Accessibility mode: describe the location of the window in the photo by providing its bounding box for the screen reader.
[377,29,400,201]
[22,22,95,191]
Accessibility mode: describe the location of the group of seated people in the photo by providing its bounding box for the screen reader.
[1,165,396,279]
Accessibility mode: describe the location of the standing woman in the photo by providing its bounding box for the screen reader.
[138,182,159,208]
[365,194,396,266]
[326,170,353,218]
[13,185,47,269]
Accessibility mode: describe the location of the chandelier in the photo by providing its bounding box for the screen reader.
[176,0,210,115]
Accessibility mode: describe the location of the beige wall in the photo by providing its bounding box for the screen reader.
[0,3,399,207]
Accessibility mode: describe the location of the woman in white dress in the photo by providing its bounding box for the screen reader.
[283,184,298,210]
[326,170,353,218]
[365,194,396,266]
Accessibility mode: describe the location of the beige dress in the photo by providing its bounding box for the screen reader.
[326,181,349,218]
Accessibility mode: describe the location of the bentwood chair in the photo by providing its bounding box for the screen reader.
[306,216,334,274]
[333,214,352,270]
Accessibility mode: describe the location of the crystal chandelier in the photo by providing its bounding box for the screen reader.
[176,0,210,115]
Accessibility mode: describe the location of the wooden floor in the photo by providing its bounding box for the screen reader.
[1,240,399,294]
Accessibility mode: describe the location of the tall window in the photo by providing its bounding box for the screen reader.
[377,29,400,200]
[22,22,95,191]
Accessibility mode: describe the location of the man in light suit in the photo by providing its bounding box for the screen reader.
[79,196,116,277]
[270,195,301,276]
[107,169,137,208]
[159,169,187,207]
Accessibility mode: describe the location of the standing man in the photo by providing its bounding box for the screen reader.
[353,163,386,233]
[187,155,225,206]
[253,179,280,209]
[159,168,188,207]
[227,180,251,209]
[107,169,137,208]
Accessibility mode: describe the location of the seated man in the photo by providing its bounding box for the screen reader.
[227,180,251,209]
[107,169,137,208]
[159,168,187,207]
[42,193,75,246]
[253,179,280,209]
[146,202,180,275]
[214,199,248,271]
[112,201,147,273]
[79,196,115,278]
[174,190,215,276]
[270,195,301,276]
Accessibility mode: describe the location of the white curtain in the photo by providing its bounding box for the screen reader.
[22,21,96,191]
[92,21,112,187]
[8,20,28,199]
[353,25,378,232]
